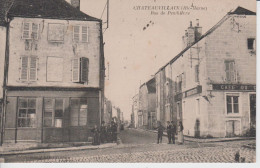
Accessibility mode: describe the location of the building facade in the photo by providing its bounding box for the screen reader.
[154,7,256,137]
[138,78,156,129]
[1,0,105,143]
[131,94,139,128]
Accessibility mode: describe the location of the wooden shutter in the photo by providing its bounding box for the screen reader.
[20,57,29,80]
[72,58,80,82]
[29,57,37,81]
[22,22,31,39]
[195,65,199,82]
[82,26,88,42]
[73,26,80,42]
[32,23,39,40]
[80,57,89,83]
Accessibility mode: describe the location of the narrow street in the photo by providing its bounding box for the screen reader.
[2,128,256,163]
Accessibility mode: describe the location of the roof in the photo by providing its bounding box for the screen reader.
[0,0,14,26]
[6,0,100,21]
[155,6,256,75]
[146,78,156,93]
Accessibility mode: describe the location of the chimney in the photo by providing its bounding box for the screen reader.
[195,19,202,41]
[70,0,80,10]
[187,21,195,46]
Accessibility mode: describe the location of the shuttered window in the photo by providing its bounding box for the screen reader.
[73,26,89,43]
[20,56,38,81]
[72,57,89,83]
[195,65,199,82]
[72,58,80,82]
[80,57,89,82]
[225,60,236,82]
[22,22,39,40]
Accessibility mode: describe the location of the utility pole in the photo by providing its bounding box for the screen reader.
[107,0,109,29]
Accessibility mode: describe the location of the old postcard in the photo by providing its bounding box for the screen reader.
[0,0,257,164]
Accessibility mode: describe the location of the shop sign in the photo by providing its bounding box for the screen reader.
[212,84,256,91]
[174,85,202,102]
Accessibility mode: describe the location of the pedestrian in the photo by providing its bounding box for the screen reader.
[155,121,165,144]
[171,121,176,144]
[111,121,117,143]
[91,125,100,145]
[177,121,184,144]
[107,123,112,143]
[166,121,172,144]
[100,121,106,143]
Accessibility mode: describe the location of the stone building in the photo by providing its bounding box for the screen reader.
[139,78,156,129]
[154,7,256,137]
[103,98,112,124]
[0,0,105,143]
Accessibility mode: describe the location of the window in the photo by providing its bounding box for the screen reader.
[72,57,89,83]
[195,65,199,82]
[44,98,64,127]
[18,98,36,127]
[48,23,64,42]
[70,98,88,126]
[226,95,239,114]
[182,72,186,88]
[22,22,39,40]
[247,38,256,50]
[73,26,89,43]
[176,74,182,93]
[225,60,236,82]
[20,56,38,81]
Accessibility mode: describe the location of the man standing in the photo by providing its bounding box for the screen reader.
[171,121,176,144]
[166,121,172,144]
[100,121,106,143]
[156,121,165,144]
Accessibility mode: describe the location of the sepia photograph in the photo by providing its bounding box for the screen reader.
[0,0,257,164]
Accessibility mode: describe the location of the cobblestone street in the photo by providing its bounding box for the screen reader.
[3,128,256,163]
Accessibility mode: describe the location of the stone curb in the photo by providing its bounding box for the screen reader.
[135,128,255,143]
[0,143,117,156]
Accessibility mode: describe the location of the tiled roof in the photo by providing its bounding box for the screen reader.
[7,0,100,21]
[0,0,14,26]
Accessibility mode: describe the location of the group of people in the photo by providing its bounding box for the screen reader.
[155,121,184,144]
[91,121,118,145]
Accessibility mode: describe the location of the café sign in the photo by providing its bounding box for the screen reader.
[212,84,256,91]
[175,85,202,102]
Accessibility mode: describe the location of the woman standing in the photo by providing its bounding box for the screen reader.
[178,121,184,144]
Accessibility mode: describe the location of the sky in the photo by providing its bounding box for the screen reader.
[79,0,256,121]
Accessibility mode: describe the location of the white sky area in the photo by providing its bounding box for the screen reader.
[78,0,256,121]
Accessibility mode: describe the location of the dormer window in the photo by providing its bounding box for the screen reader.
[73,26,89,43]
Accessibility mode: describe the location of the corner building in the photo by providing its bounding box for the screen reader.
[1,0,105,143]
[156,7,256,137]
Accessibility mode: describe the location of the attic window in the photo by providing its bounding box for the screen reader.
[73,26,89,43]
[247,38,256,50]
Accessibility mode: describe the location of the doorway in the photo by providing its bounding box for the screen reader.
[249,94,256,136]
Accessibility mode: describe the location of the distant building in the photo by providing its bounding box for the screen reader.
[154,7,256,137]
[139,77,156,129]
[131,94,139,128]
[0,0,105,143]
